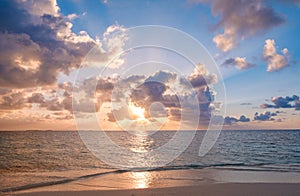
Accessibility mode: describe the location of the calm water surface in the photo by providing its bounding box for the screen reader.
[1,130,300,191]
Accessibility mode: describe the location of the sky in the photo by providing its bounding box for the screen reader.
[0,0,299,130]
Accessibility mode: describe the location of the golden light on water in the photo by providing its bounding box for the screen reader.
[130,133,153,153]
[130,171,153,189]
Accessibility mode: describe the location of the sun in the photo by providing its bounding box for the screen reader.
[128,100,147,121]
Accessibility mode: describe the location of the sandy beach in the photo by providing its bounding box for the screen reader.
[14,183,300,196]
[3,168,298,196]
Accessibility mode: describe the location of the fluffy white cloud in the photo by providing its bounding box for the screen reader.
[18,0,60,17]
[67,13,78,20]
[213,28,236,52]
[263,39,289,72]
[191,0,285,52]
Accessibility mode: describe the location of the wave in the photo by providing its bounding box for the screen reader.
[0,169,127,193]
[111,162,300,174]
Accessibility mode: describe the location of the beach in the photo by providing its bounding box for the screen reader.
[14,183,300,196]
[7,168,300,196]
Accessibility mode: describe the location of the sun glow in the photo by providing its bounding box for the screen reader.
[128,100,147,121]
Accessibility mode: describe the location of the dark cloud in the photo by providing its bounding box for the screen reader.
[261,95,299,110]
[40,98,65,111]
[296,100,300,110]
[186,64,217,88]
[224,116,238,125]
[145,70,177,83]
[222,57,255,70]
[240,102,252,106]
[254,111,277,121]
[130,81,167,115]
[188,74,209,88]
[161,94,181,108]
[0,0,30,32]
[27,93,45,104]
[168,108,181,121]
[96,78,114,92]
[224,115,250,125]
[0,88,12,95]
[239,115,250,122]
[0,92,26,110]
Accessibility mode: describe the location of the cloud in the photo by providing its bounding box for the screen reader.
[0,0,129,123]
[67,13,79,20]
[222,57,255,70]
[213,28,237,52]
[224,115,250,125]
[0,91,26,110]
[190,0,285,51]
[104,65,218,127]
[0,0,94,88]
[0,0,126,88]
[263,39,290,72]
[186,64,217,88]
[254,111,277,121]
[296,100,300,110]
[239,115,250,122]
[240,102,252,106]
[27,93,45,104]
[18,0,60,17]
[0,1,222,128]
[145,70,177,83]
[0,88,12,95]
[261,95,299,110]
[130,81,168,117]
[0,82,74,115]
[25,85,73,112]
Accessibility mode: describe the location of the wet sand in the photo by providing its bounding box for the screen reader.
[15,183,300,196]
[8,168,300,196]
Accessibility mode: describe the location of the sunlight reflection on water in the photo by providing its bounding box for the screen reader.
[130,171,153,189]
[129,133,153,153]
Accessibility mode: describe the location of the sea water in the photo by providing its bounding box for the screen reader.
[1,130,300,192]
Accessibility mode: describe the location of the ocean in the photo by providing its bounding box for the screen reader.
[1,130,300,192]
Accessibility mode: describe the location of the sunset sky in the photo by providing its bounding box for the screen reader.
[0,0,299,130]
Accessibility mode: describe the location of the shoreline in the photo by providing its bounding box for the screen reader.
[4,168,300,196]
[14,183,300,196]
[1,129,300,132]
